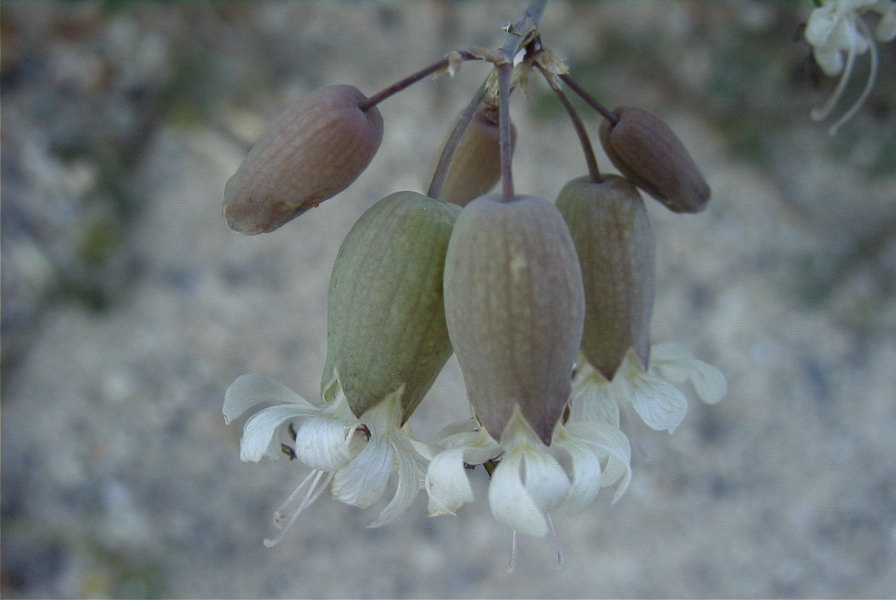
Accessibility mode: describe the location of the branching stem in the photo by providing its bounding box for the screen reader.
[428,0,549,201]
[359,51,479,111]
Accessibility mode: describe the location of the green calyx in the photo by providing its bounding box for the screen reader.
[321,191,460,423]
[556,175,656,380]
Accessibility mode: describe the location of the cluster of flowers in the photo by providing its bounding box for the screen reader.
[221,11,727,560]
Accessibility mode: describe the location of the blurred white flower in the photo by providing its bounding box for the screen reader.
[804,0,896,134]
[223,373,427,546]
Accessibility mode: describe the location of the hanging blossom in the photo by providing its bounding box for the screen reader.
[572,342,728,434]
[804,0,896,134]
[223,373,428,546]
[425,407,632,539]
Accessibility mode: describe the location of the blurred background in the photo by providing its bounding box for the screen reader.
[2,1,895,597]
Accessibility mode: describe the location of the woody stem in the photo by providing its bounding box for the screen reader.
[359,51,479,111]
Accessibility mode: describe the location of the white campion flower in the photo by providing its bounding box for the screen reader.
[485,410,570,537]
[572,342,727,434]
[223,192,458,546]
[424,421,500,517]
[804,0,896,134]
[223,373,427,546]
[424,407,632,537]
[433,194,637,568]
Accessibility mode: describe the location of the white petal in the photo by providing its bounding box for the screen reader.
[294,417,355,471]
[805,7,838,46]
[408,436,438,462]
[460,428,503,465]
[589,428,631,503]
[651,343,727,405]
[240,404,321,462]
[425,447,474,516]
[816,45,847,75]
[563,420,631,503]
[489,451,550,537]
[553,427,603,514]
[875,5,896,40]
[829,13,861,50]
[433,420,501,465]
[572,372,621,427]
[629,371,689,433]
[435,419,480,439]
[369,435,425,527]
[521,449,570,513]
[331,436,393,509]
[686,360,728,405]
[223,373,317,424]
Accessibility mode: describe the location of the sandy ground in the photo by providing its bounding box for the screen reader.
[3,2,896,598]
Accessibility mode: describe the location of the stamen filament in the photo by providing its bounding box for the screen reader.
[828,17,879,135]
[264,469,333,547]
[507,530,519,574]
[548,514,564,569]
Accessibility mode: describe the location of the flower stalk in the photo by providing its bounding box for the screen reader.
[536,61,601,183]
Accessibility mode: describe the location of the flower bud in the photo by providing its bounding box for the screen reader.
[444,195,585,445]
[224,84,384,234]
[599,106,710,214]
[322,191,460,422]
[436,102,516,207]
[556,175,655,379]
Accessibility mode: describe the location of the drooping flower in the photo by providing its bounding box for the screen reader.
[223,373,419,546]
[804,0,896,134]
[439,195,584,530]
[427,194,631,555]
[442,195,584,447]
[224,374,428,545]
[572,343,727,434]
[554,173,725,433]
[425,407,632,541]
[555,175,655,381]
[224,191,460,544]
[321,191,460,423]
